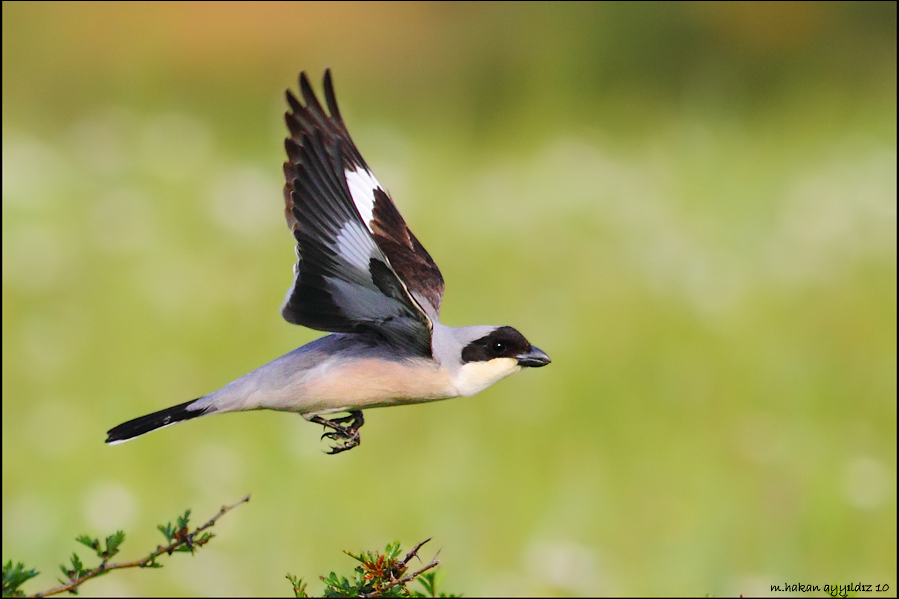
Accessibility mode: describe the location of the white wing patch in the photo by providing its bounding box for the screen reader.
[334,220,376,271]
[345,166,381,230]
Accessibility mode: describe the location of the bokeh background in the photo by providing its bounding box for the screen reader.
[3,2,896,596]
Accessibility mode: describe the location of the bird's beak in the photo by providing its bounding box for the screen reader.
[516,345,551,367]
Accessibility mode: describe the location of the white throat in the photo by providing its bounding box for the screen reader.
[451,357,521,397]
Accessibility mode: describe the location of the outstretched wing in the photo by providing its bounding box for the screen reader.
[281,70,442,356]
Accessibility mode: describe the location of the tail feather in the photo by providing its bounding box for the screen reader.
[106,399,209,444]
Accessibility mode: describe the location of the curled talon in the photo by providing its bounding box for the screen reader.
[309,411,364,454]
[326,435,360,454]
[322,427,352,441]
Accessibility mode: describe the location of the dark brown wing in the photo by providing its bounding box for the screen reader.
[281,70,434,355]
[317,70,444,319]
[369,187,445,318]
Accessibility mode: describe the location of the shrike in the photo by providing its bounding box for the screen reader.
[106,70,550,453]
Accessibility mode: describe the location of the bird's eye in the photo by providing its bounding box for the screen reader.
[492,340,507,354]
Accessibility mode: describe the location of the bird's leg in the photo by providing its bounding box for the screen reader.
[309,410,365,454]
[328,411,364,428]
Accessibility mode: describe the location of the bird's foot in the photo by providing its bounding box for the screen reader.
[309,411,365,454]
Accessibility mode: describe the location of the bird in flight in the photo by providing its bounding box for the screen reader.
[106,70,550,453]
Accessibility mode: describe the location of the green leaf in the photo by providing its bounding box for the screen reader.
[385,541,401,560]
[417,570,437,596]
[286,573,309,598]
[75,535,100,555]
[2,560,40,598]
[192,532,215,548]
[415,570,453,597]
[69,553,85,577]
[157,523,174,543]
[103,531,125,559]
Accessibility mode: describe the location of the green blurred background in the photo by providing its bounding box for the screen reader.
[3,2,896,596]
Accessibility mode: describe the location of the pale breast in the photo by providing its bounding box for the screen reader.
[291,357,457,415]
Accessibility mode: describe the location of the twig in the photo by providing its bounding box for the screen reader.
[29,495,250,598]
[399,537,432,568]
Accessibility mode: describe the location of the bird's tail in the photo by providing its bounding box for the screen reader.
[106,399,210,445]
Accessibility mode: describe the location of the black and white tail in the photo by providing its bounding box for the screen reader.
[106,399,210,445]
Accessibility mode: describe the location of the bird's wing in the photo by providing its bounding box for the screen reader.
[281,70,443,356]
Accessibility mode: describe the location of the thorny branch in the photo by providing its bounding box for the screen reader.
[28,495,250,598]
[360,538,441,598]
